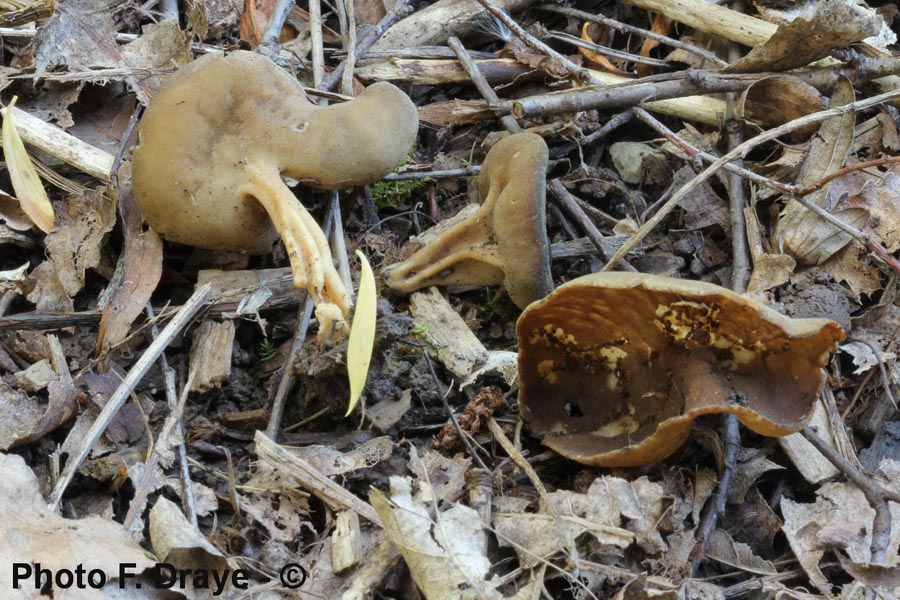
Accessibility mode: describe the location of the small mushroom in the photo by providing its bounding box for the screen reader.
[132,51,418,338]
[384,132,553,309]
[517,272,844,467]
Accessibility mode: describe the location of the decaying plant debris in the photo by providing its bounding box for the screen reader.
[1,0,900,598]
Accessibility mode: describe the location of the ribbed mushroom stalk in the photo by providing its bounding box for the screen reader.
[132,51,418,339]
[384,132,553,309]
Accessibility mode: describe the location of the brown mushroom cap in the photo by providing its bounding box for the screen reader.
[132,50,418,338]
[384,132,553,309]
[517,272,844,467]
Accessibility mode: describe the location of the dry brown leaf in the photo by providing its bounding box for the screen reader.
[149,497,239,596]
[0,189,33,231]
[738,76,825,140]
[45,189,116,297]
[706,529,777,575]
[821,245,882,301]
[34,0,119,75]
[240,0,275,47]
[35,8,190,104]
[781,478,900,597]
[672,165,728,230]
[638,13,671,77]
[118,21,192,104]
[242,462,311,543]
[725,0,880,73]
[748,253,796,292]
[0,453,156,594]
[777,78,858,264]
[837,171,900,253]
[26,261,73,313]
[96,170,163,355]
[579,21,631,76]
[372,474,542,600]
[287,436,394,477]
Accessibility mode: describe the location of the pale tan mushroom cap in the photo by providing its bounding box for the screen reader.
[132,50,419,253]
[384,132,553,309]
[517,272,845,466]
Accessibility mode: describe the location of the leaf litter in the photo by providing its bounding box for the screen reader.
[1,0,900,598]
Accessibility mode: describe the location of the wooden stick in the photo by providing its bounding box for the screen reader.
[49,284,212,511]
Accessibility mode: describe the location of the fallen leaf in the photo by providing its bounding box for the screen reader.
[372,475,541,600]
[726,0,880,73]
[346,249,377,416]
[738,75,825,140]
[0,453,156,594]
[96,168,162,355]
[777,78,859,264]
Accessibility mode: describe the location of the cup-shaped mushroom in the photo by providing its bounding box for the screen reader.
[517,272,844,467]
[384,132,553,309]
[132,51,418,339]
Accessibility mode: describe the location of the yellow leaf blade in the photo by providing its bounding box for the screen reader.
[2,97,55,233]
[345,250,377,417]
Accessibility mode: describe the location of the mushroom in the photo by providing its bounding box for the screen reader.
[132,51,418,338]
[516,272,844,467]
[384,132,553,309]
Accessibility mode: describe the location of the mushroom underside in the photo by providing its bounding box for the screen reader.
[518,281,843,466]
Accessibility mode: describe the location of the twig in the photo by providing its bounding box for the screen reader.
[49,284,212,511]
[583,109,635,146]
[801,428,898,572]
[399,337,491,472]
[536,3,728,68]
[265,298,314,442]
[690,413,740,566]
[794,156,900,196]
[601,86,900,271]
[254,431,382,526]
[264,206,338,440]
[447,36,522,134]
[486,417,581,573]
[549,180,637,272]
[319,0,414,92]
[338,0,356,97]
[473,0,600,85]
[688,45,748,561]
[384,165,482,181]
[124,365,198,529]
[329,192,354,304]
[725,39,750,293]
[255,0,295,62]
[547,31,672,68]
[144,303,197,526]
[309,0,326,87]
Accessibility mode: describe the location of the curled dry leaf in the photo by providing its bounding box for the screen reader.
[579,22,630,76]
[725,0,881,73]
[517,272,844,466]
[737,76,825,141]
[777,78,858,264]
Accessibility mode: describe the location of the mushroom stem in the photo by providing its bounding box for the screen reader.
[242,164,351,337]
